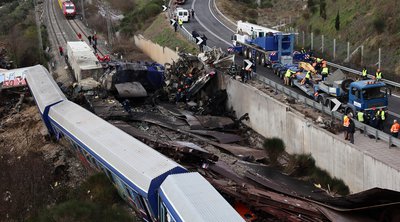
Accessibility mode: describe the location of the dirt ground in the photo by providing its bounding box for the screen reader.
[0,93,87,221]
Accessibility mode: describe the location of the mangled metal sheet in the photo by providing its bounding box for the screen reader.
[209,142,266,161]
[85,95,129,120]
[195,115,234,129]
[115,82,147,98]
[181,112,203,130]
[189,130,242,144]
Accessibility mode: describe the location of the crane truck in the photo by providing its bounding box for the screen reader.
[231,21,306,67]
[286,65,388,115]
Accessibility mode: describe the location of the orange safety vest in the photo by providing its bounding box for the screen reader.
[343,116,350,127]
[391,123,400,133]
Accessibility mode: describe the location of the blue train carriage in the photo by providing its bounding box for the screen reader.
[25,65,67,135]
[47,100,187,221]
[159,172,245,222]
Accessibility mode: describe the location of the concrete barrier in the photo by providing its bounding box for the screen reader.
[220,74,400,193]
[134,35,180,65]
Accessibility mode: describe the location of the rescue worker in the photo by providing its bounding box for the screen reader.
[375,69,382,81]
[391,119,400,138]
[284,69,295,85]
[178,18,183,27]
[376,108,386,130]
[59,46,63,56]
[191,9,195,19]
[88,35,92,45]
[304,70,312,86]
[347,113,355,144]
[172,20,177,32]
[321,66,329,81]
[77,32,82,41]
[343,114,350,140]
[357,111,365,133]
[362,67,368,80]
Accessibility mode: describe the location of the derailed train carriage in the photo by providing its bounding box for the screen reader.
[26,65,244,222]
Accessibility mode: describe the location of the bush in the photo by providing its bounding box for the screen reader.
[263,137,285,165]
[373,17,386,33]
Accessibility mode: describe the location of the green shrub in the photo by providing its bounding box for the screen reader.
[263,137,285,165]
[373,16,386,33]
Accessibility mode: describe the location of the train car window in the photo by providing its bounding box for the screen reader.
[140,196,153,218]
[105,169,115,183]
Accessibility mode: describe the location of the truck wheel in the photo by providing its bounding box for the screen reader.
[261,55,266,66]
[244,49,249,58]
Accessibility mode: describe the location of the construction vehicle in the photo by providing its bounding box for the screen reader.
[231,21,306,67]
[287,66,389,115]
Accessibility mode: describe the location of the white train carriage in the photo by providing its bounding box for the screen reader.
[47,100,187,221]
[25,65,67,134]
[159,172,245,222]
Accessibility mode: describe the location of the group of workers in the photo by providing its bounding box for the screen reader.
[343,107,400,144]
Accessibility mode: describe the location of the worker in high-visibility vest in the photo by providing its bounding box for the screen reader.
[284,69,295,85]
[343,114,350,140]
[321,66,329,81]
[375,69,382,81]
[376,108,386,130]
[362,67,368,80]
[303,71,312,86]
[391,119,400,138]
[178,18,183,27]
[357,111,365,133]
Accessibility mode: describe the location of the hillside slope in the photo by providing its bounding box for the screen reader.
[218,0,400,79]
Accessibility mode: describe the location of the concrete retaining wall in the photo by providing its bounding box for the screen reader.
[220,75,400,193]
[134,35,180,65]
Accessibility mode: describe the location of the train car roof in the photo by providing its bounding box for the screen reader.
[66,41,102,71]
[25,65,66,114]
[48,100,186,197]
[159,172,245,222]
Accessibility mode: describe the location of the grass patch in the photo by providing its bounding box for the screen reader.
[143,14,198,54]
[286,154,350,195]
[29,173,136,222]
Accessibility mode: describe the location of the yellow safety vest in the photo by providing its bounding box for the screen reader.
[357,112,364,122]
[178,19,183,25]
[376,110,385,120]
[376,71,382,80]
[362,69,367,77]
[305,71,311,79]
[285,69,292,78]
[316,58,322,63]
[321,67,329,74]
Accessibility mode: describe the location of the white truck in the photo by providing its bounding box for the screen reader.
[66,41,102,82]
[174,7,190,22]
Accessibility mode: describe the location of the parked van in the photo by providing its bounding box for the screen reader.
[175,8,190,22]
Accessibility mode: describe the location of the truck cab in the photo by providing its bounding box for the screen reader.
[347,80,388,114]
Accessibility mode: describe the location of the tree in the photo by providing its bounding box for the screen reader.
[320,0,327,20]
[335,11,340,31]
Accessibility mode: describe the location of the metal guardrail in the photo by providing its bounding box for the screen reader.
[255,74,400,148]
[326,61,400,88]
[167,1,399,148]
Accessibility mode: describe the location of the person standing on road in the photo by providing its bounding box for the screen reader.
[343,114,350,140]
[77,33,82,41]
[375,68,382,81]
[347,113,355,144]
[93,34,98,46]
[376,108,386,130]
[362,67,368,80]
[357,111,365,133]
[88,35,92,45]
[174,20,178,32]
[391,119,400,138]
[284,69,295,85]
[178,18,183,27]
[93,44,97,54]
[191,9,195,19]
